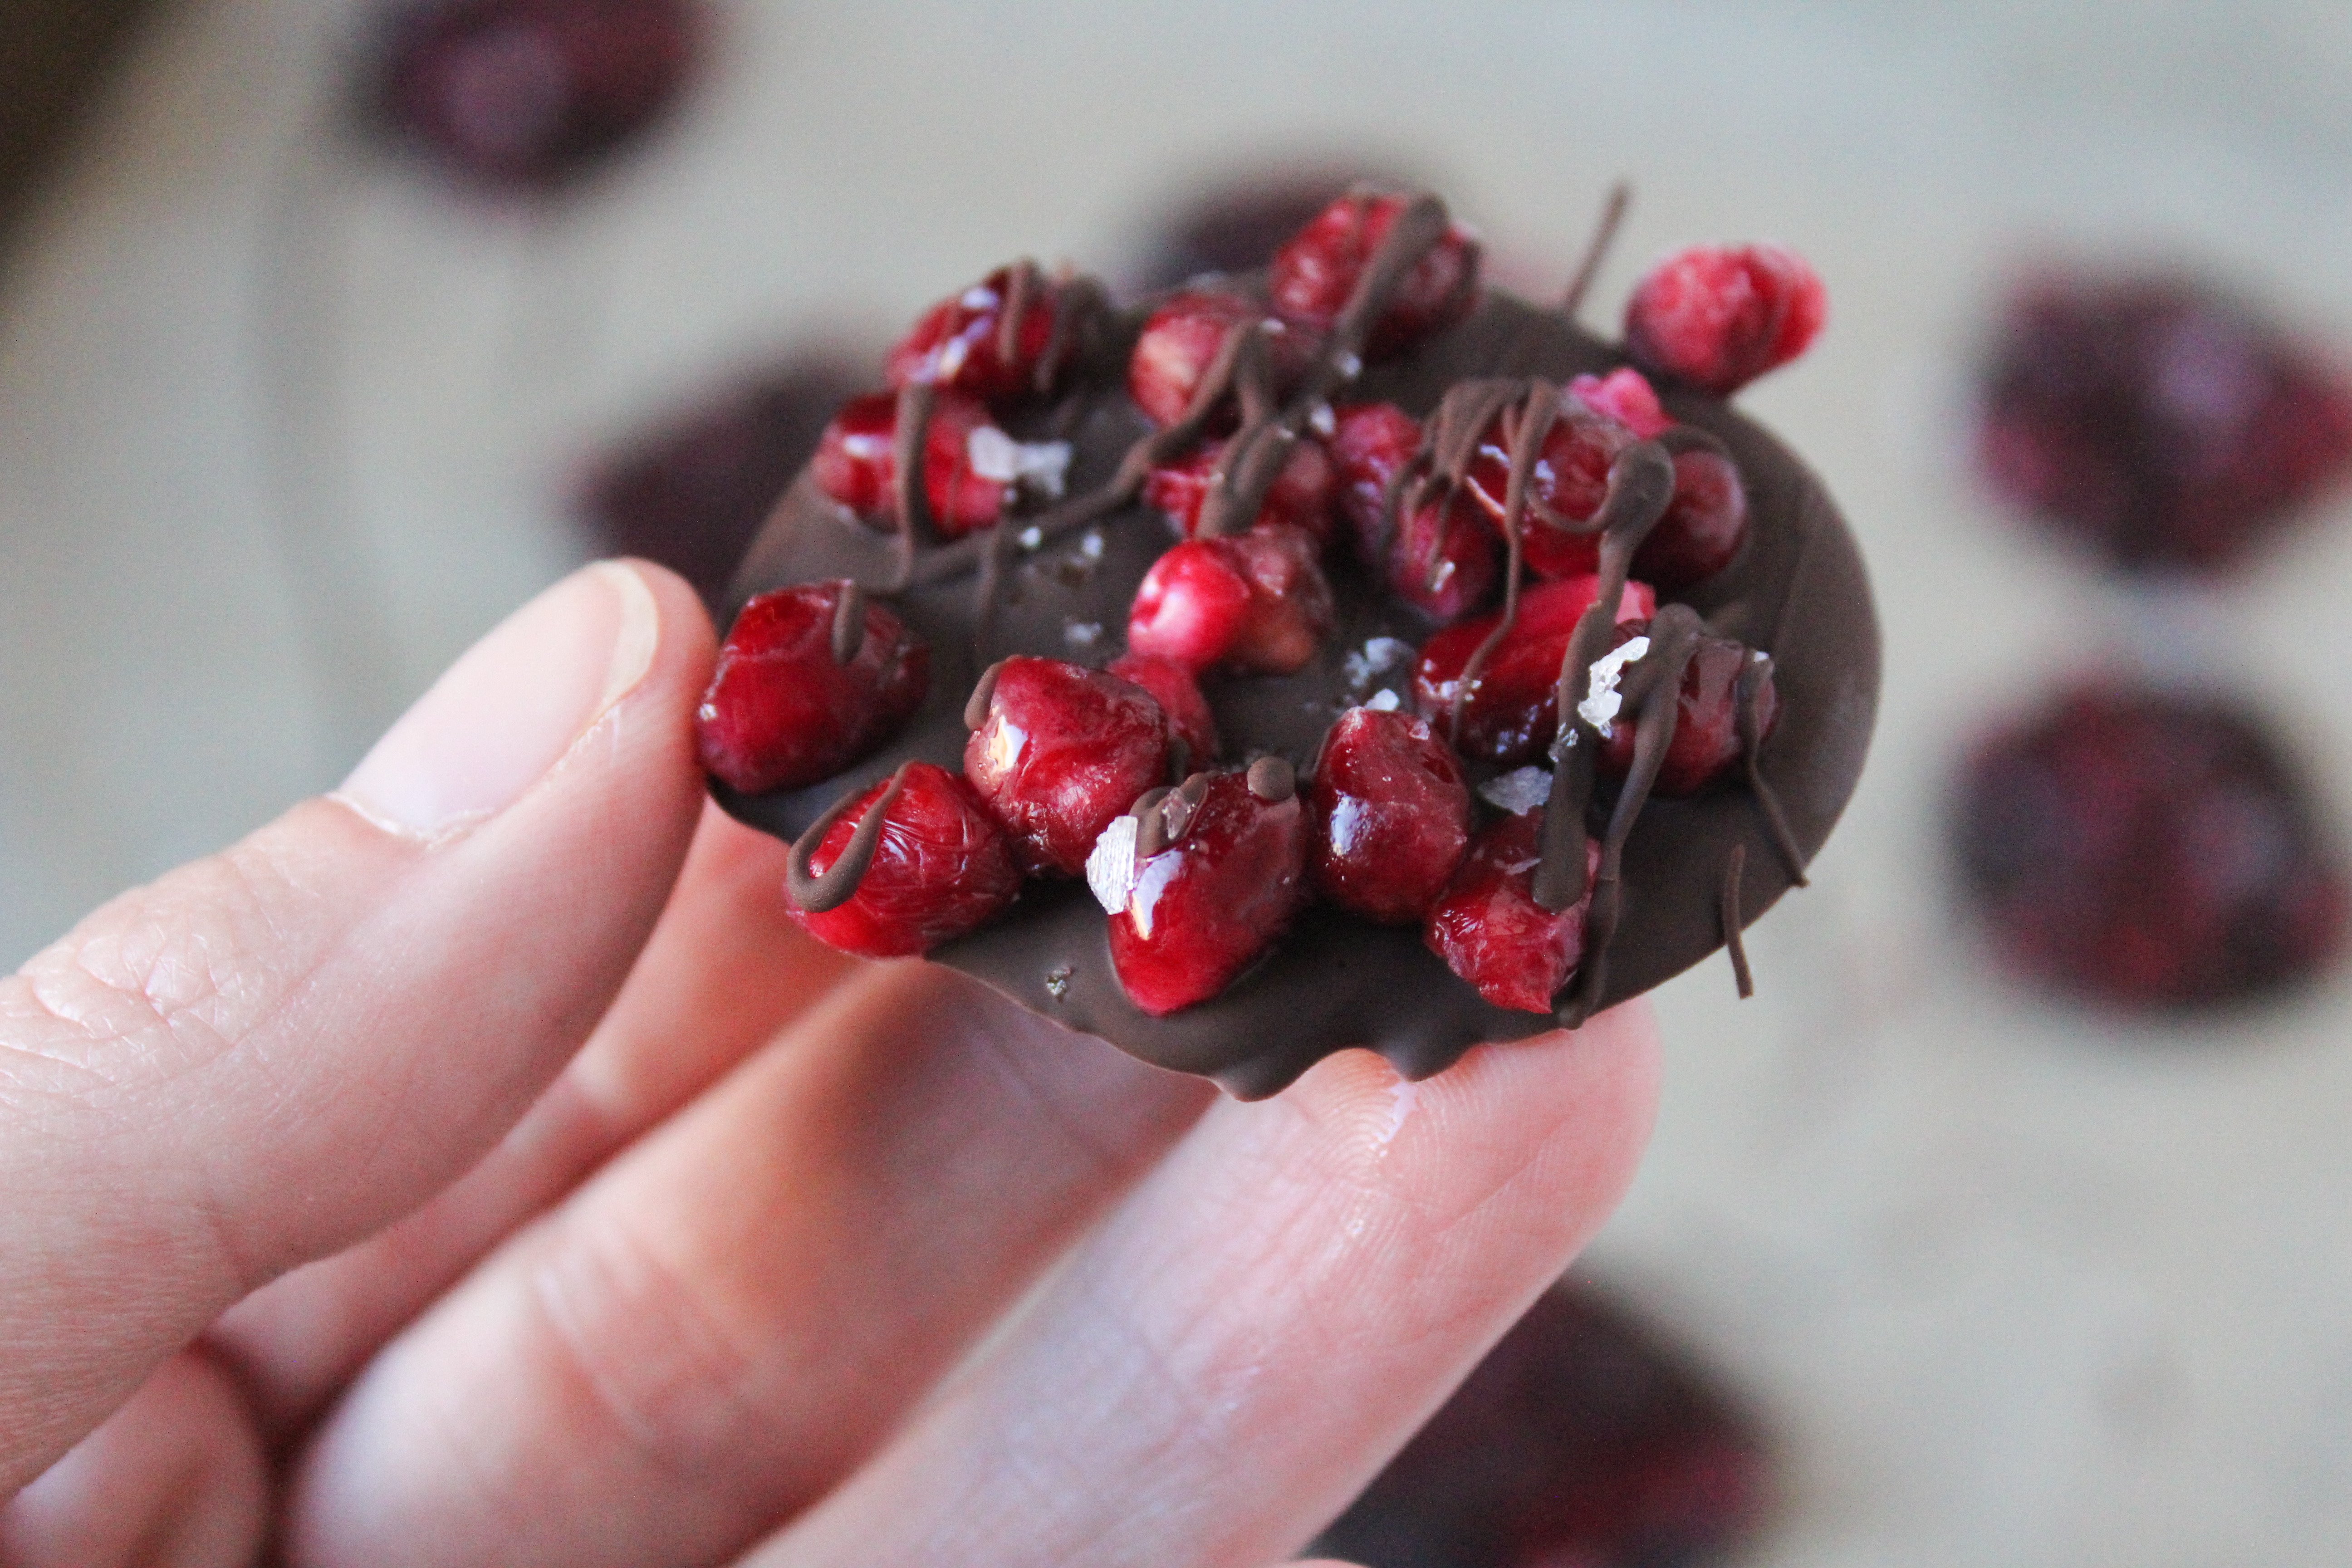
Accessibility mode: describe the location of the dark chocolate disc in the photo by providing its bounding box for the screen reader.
[717,287,1878,1098]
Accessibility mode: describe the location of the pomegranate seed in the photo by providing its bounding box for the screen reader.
[1594,619,1776,794]
[372,0,704,191]
[1412,574,1657,763]
[1955,684,2350,1008]
[1269,191,1480,358]
[1424,808,1599,1013]
[884,263,1064,402]
[786,763,1020,958]
[810,389,1008,539]
[1098,768,1308,1015]
[1633,447,1750,590]
[964,657,1171,877]
[1459,403,1636,582]
[1309,707,1472,923]
[1142,431,1338,546]
[1387,492,1501,624]
[1108,653,1221,764]
[1568,367,1672,439]
[697,583,928,794]
[1624,242,1826,397]
[1127,524,1337,676]
[1329,401,1423,567]
[1128,289,1318,428]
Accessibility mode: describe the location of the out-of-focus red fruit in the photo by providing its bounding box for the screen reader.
[1309,707,1472,923]
[1624,242,1826,397]
[697,583,928,794]
[1329,401,1423,566]
[1568,367,1673,439]
[1127,289,1318,428]
[1633,447,1751,590]
[1127,525,1336,676]
[1412,574,1658,763]
[1387,495,1501,624]
[1457,404,1636,581]
[1425,809,1598,1013]
[885,263,1065,402]
[1100,770,1308,1015]
[810,388,1008,539]
[964,657,1171,877]
[1108,653,1221,764]
[1143,433,1338,546]
[1269,191,1481,358]
[1594,619,1775,794]
[786,763,1020,957]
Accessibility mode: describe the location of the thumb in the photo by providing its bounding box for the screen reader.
[1,559,715,1490]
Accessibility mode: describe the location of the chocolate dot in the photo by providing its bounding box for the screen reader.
[1246,756,1296,802]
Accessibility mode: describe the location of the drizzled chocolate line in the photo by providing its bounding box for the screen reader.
[888,382,940,591]
[1736,652,1807,884]
[1561,181,1632,321]
[1134,772,1212,862]
[964,657,1007,730]
[998,260,1043,386]
[829,578,866,665]
[786,760,913,914]
[1720,843,1754,999]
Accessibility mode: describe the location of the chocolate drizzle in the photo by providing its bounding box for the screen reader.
[1720,843,1754,1000]
[1560,181,1632,321]
[829,578,866,665]
[786,760,913,914]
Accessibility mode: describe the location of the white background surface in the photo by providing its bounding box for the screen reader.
[7,2,2352,1561]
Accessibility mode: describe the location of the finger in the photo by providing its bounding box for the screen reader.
[751,1002,1661,1568]
[280,963,1215,1568]
[207,805,857,1439]
[0,1352,266,1568]
[0,561,711,1490]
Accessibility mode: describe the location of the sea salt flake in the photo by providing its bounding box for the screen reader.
[1343,636,1414,688]
[1366,688,1402,712]
[967,427,1072,497]
[1085,816,1140,913]
[1064,621,1103,647]
[1479,765,1553,815]
[1577,635,1651,734]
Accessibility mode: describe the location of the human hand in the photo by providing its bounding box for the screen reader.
[0,560,1659,1568]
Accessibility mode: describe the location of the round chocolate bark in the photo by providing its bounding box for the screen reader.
[716,289,1879,1098]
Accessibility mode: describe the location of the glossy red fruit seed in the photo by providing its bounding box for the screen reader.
[1568,367,1673,439]
[1108,653,1221,764]
[1329,401,1423,567]
[1424,808,1599,1013]
[697,583,928,794]
[885,264,1064,402]
[1143,432,1338,546]
[810,388,1008,539]
[1269,191,1481,358]
[1387,495,1500,624]
[785,763,1020,958]
[373,0,704,192]
[1102,771,1309,1015]
[1128,289,1318,429]
[1127,524,1337,676]
[1624,242,1826,397]
[1595,619,1776,794]
[1413,574,1657,763]
[1632,447,1751,590]
[1461,404,1636,582]
[965,657,1171,877]
[1310,707,1473,923]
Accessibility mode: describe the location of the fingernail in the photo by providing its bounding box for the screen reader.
[338,561,661,836]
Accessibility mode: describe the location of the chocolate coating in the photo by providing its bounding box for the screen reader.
[718,289,1879,1098]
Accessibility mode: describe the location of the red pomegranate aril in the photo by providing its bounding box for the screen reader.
[1310,707,1473,923]
[697,583,929,794]
[1329,401,1422,566]
[1387,495,1502,624]
[1625,242,1826,397]
[1128,289,1318,429]
[1127,524,1337,676]
[1460,404,1636,582]
[787,763,1020,957]
[1424,808,1598,1013]
[1269,191,1480,358]
[1108,653,1221,764]
[1413,574,1658,763]
[1102,772,1308,1015]
[1568,367,1673,439]
[1142,432,1338,546]
[1632,447,1751,590]
[1595,620,1775,794]
[810,388,1008,539]
[965,658,1171,877]
[884,264,1063,402]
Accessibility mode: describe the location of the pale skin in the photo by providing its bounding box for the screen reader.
[0,559,1659,1568]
